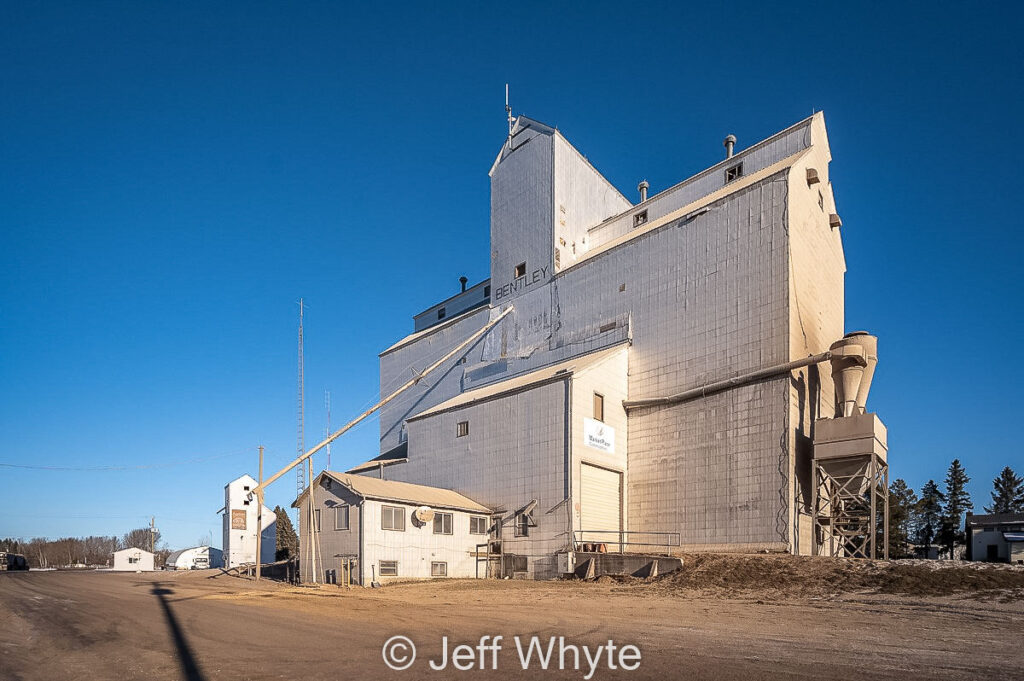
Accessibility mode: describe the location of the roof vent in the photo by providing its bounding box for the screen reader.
[724,134,736,159]
[459,276,468,292]
[637,180,649,203]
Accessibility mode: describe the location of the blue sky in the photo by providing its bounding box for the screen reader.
[1,2,1022,549]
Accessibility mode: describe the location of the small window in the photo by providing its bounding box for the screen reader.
[437,307,446,320]
[725,163,743,183]
[593,393,605,422]
[484,285,491,298]
[399,423,408,443]
[243,485,250,491]
[243,499,250,505]
[128,556,139,564]
[379,560,398,577]
[431,561,448,577]
[470,516,488,535]
[456,421,469,438]
[381,505,406,531]
[514,262,526,279]
[633,210,647,228]
[433,512,453,535]
[334,505,350,531]
[514,512,531,537]
[313,509,321,532]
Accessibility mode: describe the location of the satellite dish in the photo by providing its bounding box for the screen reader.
[414,506,435,523]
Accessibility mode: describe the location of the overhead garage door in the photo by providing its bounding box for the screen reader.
[580,463,622,550]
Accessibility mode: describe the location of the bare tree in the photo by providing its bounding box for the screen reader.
[122,527,161,552]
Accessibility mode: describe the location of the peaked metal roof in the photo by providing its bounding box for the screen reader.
[293,471,490,514]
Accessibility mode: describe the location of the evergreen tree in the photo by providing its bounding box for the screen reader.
[916,480,945,555]
[941,459,972,559]
[887,479,918,558]
[274,506,299,560]
[985,466,1024,514]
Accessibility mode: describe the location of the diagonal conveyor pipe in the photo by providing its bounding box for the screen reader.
[622,351,832,411]
[252,305,514,497]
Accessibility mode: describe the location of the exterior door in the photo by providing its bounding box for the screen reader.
[580,463,623,551]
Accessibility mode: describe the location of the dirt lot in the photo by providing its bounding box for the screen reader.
[1,556,1022,681]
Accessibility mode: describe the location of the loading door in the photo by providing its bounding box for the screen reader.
[580,463,623,551]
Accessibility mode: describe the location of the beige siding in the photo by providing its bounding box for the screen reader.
[786,114,845,554]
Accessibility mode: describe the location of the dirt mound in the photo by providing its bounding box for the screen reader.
[646,553,1024,597]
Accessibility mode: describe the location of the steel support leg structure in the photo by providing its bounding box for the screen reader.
[812,453,888,559]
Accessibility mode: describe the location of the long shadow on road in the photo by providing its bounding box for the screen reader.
[151,584,207,681]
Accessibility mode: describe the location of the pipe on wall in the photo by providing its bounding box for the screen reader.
[622,351,832,411]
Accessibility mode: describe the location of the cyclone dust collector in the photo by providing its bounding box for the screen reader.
[812,332,889,560]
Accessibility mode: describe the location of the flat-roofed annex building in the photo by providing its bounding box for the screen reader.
[312,111,854,579]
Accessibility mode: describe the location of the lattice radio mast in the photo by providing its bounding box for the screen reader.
[296,299,306,500]
[325,390,332,471]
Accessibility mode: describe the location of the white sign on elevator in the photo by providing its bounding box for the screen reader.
[583,418,615,453]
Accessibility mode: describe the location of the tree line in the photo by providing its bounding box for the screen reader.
[1,508,302,569]
[1,526,169,568]
[887,462,1024,559]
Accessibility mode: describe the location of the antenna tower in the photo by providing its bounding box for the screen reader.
[505,83,514,147]
[325,390,332,471]
[296,299,306,499]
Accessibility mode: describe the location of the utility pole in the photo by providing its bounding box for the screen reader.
[256,445,264,581]
[149,516,156,555]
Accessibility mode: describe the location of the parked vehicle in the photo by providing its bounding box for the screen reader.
[0,552,30,571]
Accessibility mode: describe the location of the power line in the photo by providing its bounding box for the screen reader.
[0,449,248,472]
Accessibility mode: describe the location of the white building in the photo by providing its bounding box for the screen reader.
[220,474,276,569]
[966,513,1024,563]
[294,472,491,584]
[165,545,224,570]
[111,547,154,571]
[297,111,877,579]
